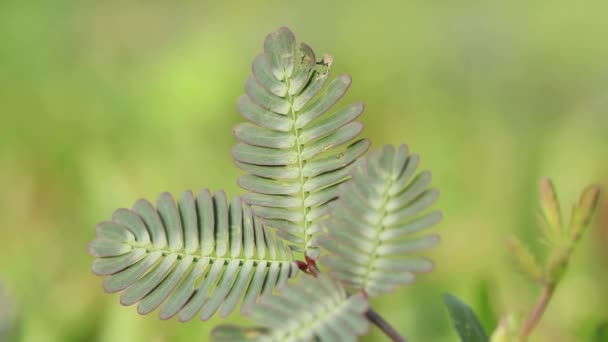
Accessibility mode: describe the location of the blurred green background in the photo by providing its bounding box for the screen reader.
[1,0,607,341]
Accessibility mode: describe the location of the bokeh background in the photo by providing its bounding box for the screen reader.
[1,1,607,341]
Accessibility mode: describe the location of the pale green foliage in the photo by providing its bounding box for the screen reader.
[213,275,369,342]
[506,235,543,282]
[500,180,601,340]
[88,190,297,322]
[510,179,601,286]
[87,27,445,341]
[232,27,370,259]
[538,178,563,244]
[319,145,441,296]
[568,184,601,243]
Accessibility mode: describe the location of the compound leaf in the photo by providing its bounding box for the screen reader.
[319,145,441,296]
[88,190,298,322]
[233,27,370,259]
[214,274,369,342]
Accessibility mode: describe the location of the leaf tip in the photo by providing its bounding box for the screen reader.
[538,177,562,235]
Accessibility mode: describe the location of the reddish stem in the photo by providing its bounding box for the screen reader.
[366,308,407,342]
[519,285,554,340]
[296,260,309,273]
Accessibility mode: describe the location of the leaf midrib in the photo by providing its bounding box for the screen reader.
[361,172,394,288]
[128,241,292,266]
[272,293,349,340]
[285,75,310,255]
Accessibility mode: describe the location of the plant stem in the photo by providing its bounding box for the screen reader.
[365,308,407,342]
[519,285,554,341]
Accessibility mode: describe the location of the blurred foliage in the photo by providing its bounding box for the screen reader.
[0,0,607,341]
[443,294,489,342]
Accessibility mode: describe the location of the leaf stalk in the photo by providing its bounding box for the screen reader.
[518,285,554,341]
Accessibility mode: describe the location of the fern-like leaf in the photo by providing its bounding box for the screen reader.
[232,27,370,259]
[214,274,369,341]
[87,190,298,322]
[319,145,441,296]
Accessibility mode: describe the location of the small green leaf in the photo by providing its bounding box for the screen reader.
[95,221,135,243]
[112,208,151,245]
[157,192,183,252]
[87,239,131,258]
[299,101,362,144]
[506,235,543,283]
[245,76,290,114]
[234,123,296,149]
[288,43,316,95]
[302,139,370,177]
[237,95,292,132]
[133,199,167,249]
[252,54,287,97]
[178,190,199,254]
[232,143,298,166]
[103,251,163,293]
[243,193,301,208]
[475,278,498,335]
[538,178,563,243]
[238,175,301,195]
[292,71,329,111]
[213,191,229,257]
[443,293,489,342]
[92,248,146,275]
[300,122,363,160]
[569,184,601,243]
[120,253,178,305]
[295,74,352,128]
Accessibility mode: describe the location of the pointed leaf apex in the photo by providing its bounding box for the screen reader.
[569,184,602,242]
[506,235,543,283]
[579,185,601,217]
[539,178,563,239]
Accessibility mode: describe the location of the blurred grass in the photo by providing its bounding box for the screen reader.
[0,0,607,341]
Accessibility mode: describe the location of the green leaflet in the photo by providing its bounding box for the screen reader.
[443,294,489,342]
[88,190,298,322]
[214,274,370,342]
[232,27,369,259]
[318,145,441,296]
